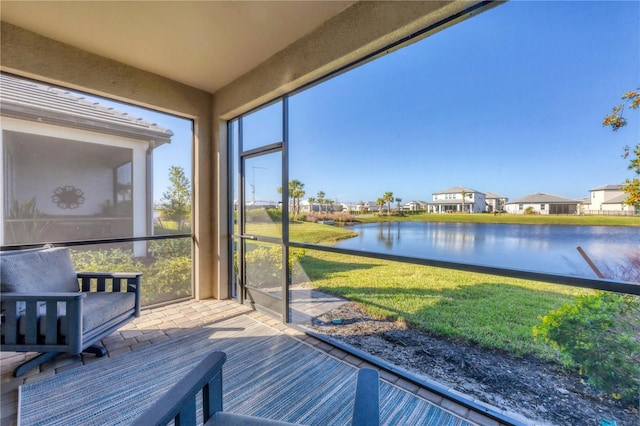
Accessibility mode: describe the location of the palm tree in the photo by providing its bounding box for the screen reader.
[376,197,385,216]
[307,196,316,213]
[383,191,394,216]
[460,189,472,213]
[277,179,305,217]
[395,197,402,213]
[317,191,326,213]
[460,189,467,213]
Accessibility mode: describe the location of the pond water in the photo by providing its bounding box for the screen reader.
[335,222,640,278]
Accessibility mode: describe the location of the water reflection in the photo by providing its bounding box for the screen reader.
[336,222,640,278]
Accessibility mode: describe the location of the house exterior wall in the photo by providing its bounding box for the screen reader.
[1,116,149,251]
[584,187,634,214]
[2,117,145,216]
[505,202,552,214]
[506,202,579,215]
[432,191,486,213]
[505,202,543,214]
[485,197,507,213]
[589,189,608,209]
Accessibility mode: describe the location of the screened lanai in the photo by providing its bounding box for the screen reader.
[1,2,639,425]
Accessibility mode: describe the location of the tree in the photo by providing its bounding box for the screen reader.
[603,89,640,206]
[317,191,326,213]
[307,196,316,213]
[277,179,305,217]
[383,191,394,216]
[395,197,402,212]
[460,189,467,213]
[376,197,385,216]
[358,201,366,214]
[158,166,191,231]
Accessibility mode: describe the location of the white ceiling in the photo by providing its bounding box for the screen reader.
[0,1,356,94]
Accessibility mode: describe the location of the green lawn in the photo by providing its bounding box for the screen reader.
[356,212,640,226]
[296,249,591,359]
[239,218,618,359]
[242,221,357,243]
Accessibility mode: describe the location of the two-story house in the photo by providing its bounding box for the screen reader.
[582,184,636,215]
[428,186,486,213]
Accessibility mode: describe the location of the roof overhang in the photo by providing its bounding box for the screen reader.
[1,74,173,145]
[0,1,357,94]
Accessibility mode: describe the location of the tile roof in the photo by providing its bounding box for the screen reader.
[0,74,173,144]
[485,192,507,199]
[590,184,624,191]
[433,185,484,195]
[507,192,580,204]
[602,193,629,204]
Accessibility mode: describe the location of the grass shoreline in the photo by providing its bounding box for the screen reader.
[352,212,640,226]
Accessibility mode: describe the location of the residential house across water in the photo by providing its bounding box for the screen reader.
[581,184,637,215]
[505,192,580,215]
[427,186,487,213]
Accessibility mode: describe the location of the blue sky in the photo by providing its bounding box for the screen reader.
[88,1,639,205]
[284,0,640,204]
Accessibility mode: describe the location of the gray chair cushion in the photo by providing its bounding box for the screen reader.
[78,292,136,333]
[17,292,136,338]
[1,247,79,293]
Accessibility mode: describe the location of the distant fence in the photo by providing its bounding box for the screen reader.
[581,210,638,216]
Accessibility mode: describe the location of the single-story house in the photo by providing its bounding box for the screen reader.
[403,200,428,211]
[505,192,580,215]
[428,186,486,213]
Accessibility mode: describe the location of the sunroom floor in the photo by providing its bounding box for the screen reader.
[1,298,521,426]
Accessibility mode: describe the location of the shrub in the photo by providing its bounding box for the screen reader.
[149,237,191,258]
[71,246,192,306]
[240,246,306,288]
[245,208,282,223]
[144,256,192,304]
[534,292,640,404]
[71,248,140,272]
[306,212,355,225]
[266,208,282,222]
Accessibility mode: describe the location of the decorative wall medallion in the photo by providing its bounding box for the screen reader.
[52,185,85,209]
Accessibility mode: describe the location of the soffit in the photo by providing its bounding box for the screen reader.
[0,1,355,94]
